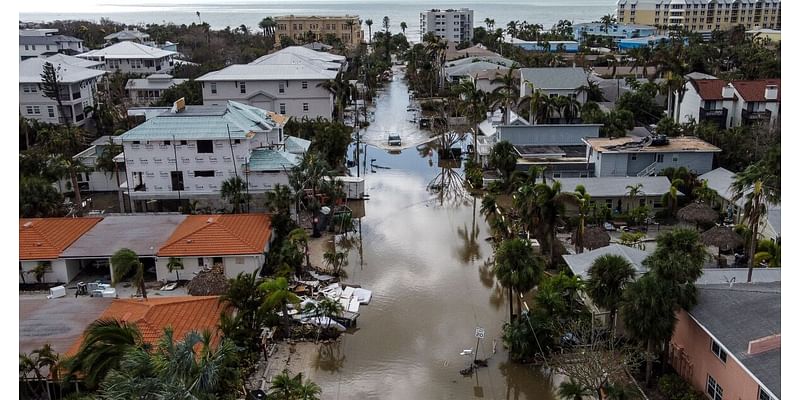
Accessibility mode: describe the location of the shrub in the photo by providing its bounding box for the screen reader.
[658,374,705,400]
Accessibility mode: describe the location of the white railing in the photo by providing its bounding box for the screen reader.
[637,161,658,177]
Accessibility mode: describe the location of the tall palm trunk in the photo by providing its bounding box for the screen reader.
[645,339,654,386]
[70,170,82,212]
[508,287,514,321]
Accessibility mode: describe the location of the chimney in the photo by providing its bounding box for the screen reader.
[764,85,778,100]
[748,334,781,355]
[721,83,735,99]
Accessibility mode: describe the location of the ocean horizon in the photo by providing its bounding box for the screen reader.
[20,0,617,42]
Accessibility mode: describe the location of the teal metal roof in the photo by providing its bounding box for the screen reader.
[119,101,279,141]
[284,136,311,154]
[246,148,300,172]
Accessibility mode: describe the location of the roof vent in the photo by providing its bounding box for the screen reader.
[207,217,214,224]
[173,97,186,113]
[34,242,42,247]
[748,334,780,355]
[721,84,735,99]
[186,239,193,243]
[23,222,33,228]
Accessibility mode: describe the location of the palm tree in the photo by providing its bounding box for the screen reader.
[662,179,683,217]
[692,180,718,205]
[265,183,294,215]
[289,227,311,268]
[489,140,518,184]
[111,248,147,299]
[62,319,143,388]
[269,370,321,400]
[220,176,250,213]
[400,21,407,35]
[586,254,636,331]
[518,84,550,124]
[382,16,390,33]
[317,72,352,122]
[259,277,301,334]
[625,183,644,212]
[731,163,779,280]
[534,181,568,264]
[480,194,498,220]
[42,125,90,211]
[565,185,591,253]
[558,379,593,400]
[493,238,544,321]
[365,19,373,44]
[322,250,348,276]
[259,17,276,37]
[26,262,50,284]
[620,274,676,386]
[491,66,520,125]
[754,239,780,268]
[305,297,344,340]
[453,79,488,162]
[166,257,183,282]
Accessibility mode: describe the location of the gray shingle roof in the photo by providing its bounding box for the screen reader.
[20,34,82,45]
[445,61,508,79]
[519,67,588,90]
[562,244,651,279]
[61,214,188,258]
[19,57,105,84]
[690,283,781,398]
[553,176,675,197]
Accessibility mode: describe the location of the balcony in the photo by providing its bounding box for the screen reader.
[134,183,147,192]
[699,107,728,129]
[742,109,772,124]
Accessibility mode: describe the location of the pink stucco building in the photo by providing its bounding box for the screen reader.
[669,282,780,400]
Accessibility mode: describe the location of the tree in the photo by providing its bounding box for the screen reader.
[154,80,203,106]
[259,277,301,335]
[489,140,518,183]
[382,16,390,33]
[40,125,90,211]
[322,250,348,276]
[166,257,183,281]
[565,184,591,253]
[219,272,267,353]
[62,319,143,389]
[620,274,676,386]
[586,254,636,330]
[99,329,239,399]
[111,248,147,299]
[661,179,683,217]
[625,183,644,212]
[731,162,779,280]
[491,66,520,124]
[220,176,250,213]
[259,16,276,37]
[558,379,592,400]
[518,85,550,124]
[288,227,311,268]
[493,238,544,321]
[268,370,321,400]
[400,21,407,35]
[453,79,488,162]
[20,176,62,217]
[533,181,568,264]
[40,61,68,125]
[365,19,373,44]
[754,239,780,268]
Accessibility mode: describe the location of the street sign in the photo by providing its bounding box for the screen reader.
[475,327,485,339]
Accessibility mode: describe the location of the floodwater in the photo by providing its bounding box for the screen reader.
[302,67,557,399]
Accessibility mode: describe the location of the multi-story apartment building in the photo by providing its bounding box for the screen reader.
[197,46,345,119]
[420,8,474,44]
[274,15,363,48]
[19,29,85,61]
[77,41,176,75]
[617,0,781,32]
[677,78,780,130]
[117,100,308,212]
[19,56,105,126]
[573,22,658,41]
[125,74,188,106]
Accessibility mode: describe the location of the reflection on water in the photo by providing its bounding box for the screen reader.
[296,66,554,400]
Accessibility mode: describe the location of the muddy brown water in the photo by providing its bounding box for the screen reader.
[297,67,558,399]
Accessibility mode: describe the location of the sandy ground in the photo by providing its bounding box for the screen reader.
[249,341,324,391]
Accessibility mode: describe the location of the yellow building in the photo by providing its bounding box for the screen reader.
[616,0,780,32]
[274,15,364,48]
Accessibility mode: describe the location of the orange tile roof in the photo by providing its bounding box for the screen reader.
[157,214,271,257]
[67,296,226,356]
[20,218,103,260]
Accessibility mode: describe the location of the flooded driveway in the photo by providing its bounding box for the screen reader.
[302,67,556,399]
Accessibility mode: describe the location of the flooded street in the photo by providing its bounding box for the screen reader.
[299,68,557,399]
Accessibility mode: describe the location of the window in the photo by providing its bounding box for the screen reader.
[211,83,217,94]
[710,340,727,362]
[233,139,241,144]
[656,154,664,163]
[198,257,205,267]
[47,106,55,118]
[301,81,308,89]
[706,375,723,400]
[279,103,286,114]
[32,45,36,50]
[132,140,141,145]
[24,45,29,50]
[194,170,215,177]
[240,81,246,94]
[672,155,678,162]
[279,82,285,93]
[631,154,637,161]
[759,386,776,400]
[171,171,184,190]
[197,140,213,154]
[164,140,171,146]
[303,103,309,112]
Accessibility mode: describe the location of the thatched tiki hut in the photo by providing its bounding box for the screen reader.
[573,226,611,252]
[677,202,719,228]
[701,226,744,266]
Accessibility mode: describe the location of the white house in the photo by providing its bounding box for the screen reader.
[116,100,304,212]
[19,29,85,61]
[56,136,126,197]
[196,46,345,119]
[104,28,153,45]
[19,56,105,126]
[677,78,780,130]
[77,41,176,75]
[584,136,721,177]
[155,214,273,281]
[420,8,474,44]
[519,67,589,103]
[19,217,103,284]
[125,74,189,106]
